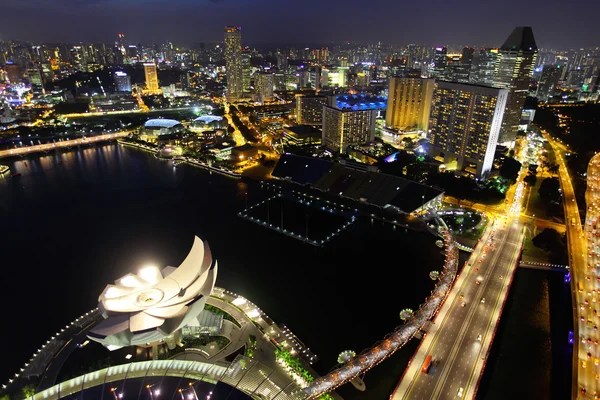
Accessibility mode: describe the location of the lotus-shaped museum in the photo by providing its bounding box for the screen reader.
[88,236,217,350]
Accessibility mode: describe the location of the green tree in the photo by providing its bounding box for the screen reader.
[524,173,537,186]
[499,157,522,182]
[538,177,561,204]
[21,384,36,399]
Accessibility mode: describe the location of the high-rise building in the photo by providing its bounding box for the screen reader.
[256,72,274,104]
[494,27,537,144]
[322,106,376,153]
[114,71,132,92]
[241,50,251,95]
[224,26,243,100]
[432,47,447,78]
[536,65,561,102]
[144,62,159,92]
[456,47,475,83]
[428,81,508,178]
[296,94,327,125]
[26,64,44,94]
[469,48,499,86]
[386,76,435,132]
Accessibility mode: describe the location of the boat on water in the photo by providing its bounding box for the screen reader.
[11,172,21,178]
[0,165,9,175]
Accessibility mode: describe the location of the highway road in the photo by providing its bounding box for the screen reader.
[393,159,531,400]
[392,215,524,400]
[543,133,593,399]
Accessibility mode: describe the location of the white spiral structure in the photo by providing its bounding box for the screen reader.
[88,236,217,350]
[304,231,458,398]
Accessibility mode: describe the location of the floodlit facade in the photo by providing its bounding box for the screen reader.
[88,236,217,350]
[322,106,376,153]
[224,26,243,101]
[428,81,508,178]
[494,27,537,144]
[114,71,131,92]
[143,62,159,92]
[386,76,434,132]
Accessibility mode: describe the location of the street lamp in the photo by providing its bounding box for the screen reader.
[188,382,198,400]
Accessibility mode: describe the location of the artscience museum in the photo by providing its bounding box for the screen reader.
[88,236,218,350]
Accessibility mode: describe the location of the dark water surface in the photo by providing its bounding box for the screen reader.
[0,144,446,399]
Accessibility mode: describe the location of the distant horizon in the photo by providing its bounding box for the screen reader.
[1,37,596,52]
[2,0,600,50]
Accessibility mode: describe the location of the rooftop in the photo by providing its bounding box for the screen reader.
[500,26,537,52]
[194,115,223,124]
[272,154,443,213]
[144,119,182,129]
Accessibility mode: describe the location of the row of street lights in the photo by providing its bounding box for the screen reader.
[109,382,212,400]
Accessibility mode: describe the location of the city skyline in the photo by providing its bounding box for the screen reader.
[1,0,599,49]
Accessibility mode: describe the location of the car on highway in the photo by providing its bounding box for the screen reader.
[477,334,482,342]
[461,302,466,307]
[475,280,481,285]
[481,298,485,303]
[457,387,464,397]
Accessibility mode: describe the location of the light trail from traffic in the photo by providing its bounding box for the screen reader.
[543,132,592,399]
[0,132,130,159]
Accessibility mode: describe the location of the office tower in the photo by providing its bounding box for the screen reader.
[144,62,159,92]
[26,64,44,94]
[322,106,376,153]
[256,72,274,104]
[241,50,251,94]
[71,45,87,72]
[296,95,327,125]
[309,66,322,89]
[386,76,435,132]
[456,47,475,83]
[469,48,499,86]
[224,25,243,100]
[432,47,447,78]
[114,71,132,92]
[428,81,508,178]
[356,71,370,87]
[494,26,537,144]
[536,65,561,102]
[326,68,347,88]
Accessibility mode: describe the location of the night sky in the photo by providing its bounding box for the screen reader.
[2,0,598,49]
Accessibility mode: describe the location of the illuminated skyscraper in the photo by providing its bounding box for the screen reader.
[494,26,537,144]
[432,47,447,78]
[144,62,159,92]
[536,65,561,102]
[26,64,44,95]
[322,106,376,153]
[428,81,508,178]
[469,48,499,86]
[296,94,327,125]
[256,72,274,104]
[114,71,132,92]
[224,25,243,101]
[386,76,435,132]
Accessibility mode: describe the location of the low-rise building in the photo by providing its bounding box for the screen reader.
[282,125,322,145]
[231,143,258,161]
